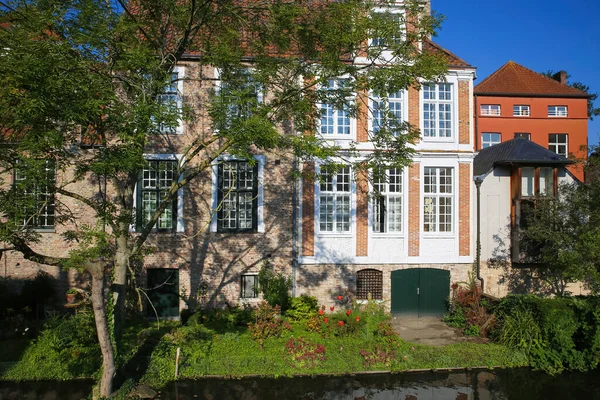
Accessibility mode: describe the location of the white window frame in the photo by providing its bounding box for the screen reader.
[317,78,355,140]
[548,105,568,117]
[369,9,406,49]
[548,133,568,157]
[157,66,184,135]
[316,164,352,234]
[423,167,454,234]
[369,90,406,136]
[513,105,530,116]
[514,132,531,140]
[133,154,185,233]
[481,132,501,148]
[240,273,259,299]
[422,82,454,140]
[210,155,265,233]
[371,167,404,235]
[14,159,56,230]
[480,104,501,116]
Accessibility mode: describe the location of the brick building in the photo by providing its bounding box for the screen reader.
[297,41,477,314]
[2,1,480,317]
[474,61,588,181]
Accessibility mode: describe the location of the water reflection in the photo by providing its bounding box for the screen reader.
[2,369,600,399]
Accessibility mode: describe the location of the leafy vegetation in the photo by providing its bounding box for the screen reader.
[258,262,292,312]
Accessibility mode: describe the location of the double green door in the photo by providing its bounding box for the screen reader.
[391,268,450,316]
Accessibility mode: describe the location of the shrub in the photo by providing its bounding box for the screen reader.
[187,304,254,331]
[285,295,318,321]
[248,302,291,345]
[258,262,292,312]
[360,343,397,368]
[447,278,495,337]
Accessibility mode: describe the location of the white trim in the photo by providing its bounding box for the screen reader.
[133,153,185,233]
[314,163,354,237]
[316,78,356,141]
[210,154,265,233]
[367,89,408,138]
[420,77,459,143]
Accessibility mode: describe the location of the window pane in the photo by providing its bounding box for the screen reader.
[521,167,535,197]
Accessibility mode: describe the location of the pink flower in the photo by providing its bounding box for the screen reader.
[346,309,352,316]
[355,316,360,322]
[323,318,329,323]
[338,320,345,327]
[318,309,324,315]
[337,295,343,301]
[330,306,335,312]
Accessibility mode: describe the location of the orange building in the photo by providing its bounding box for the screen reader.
[474,61,588,181]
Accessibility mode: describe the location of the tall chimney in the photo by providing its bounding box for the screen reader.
[552,70,568,85]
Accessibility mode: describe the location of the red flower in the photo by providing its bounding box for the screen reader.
[323,318,329,323]
[330,306,334,312]
[355,316,360,322]
[318,309,324,315]
[346,309,352,316]
[338,320,345,327]
[337,295,343,301]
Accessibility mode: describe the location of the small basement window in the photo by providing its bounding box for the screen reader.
[356,269,383,300]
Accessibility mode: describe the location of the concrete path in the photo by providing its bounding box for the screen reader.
[391,315,472,346]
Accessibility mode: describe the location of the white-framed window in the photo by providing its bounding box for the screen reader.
[481,132,501,148]
[318,165,351,233]
[480,104,501,116]
[422,83,453,139]
[370,10,405,48]
[423,167,453,233]
[371,91,404,136]
[217,68,263,124]
[513,105,530,116]
[137,158,178,231]
[548,134,568,157]
[134,154,184,233]
[210,155,265,233]
[514,132,531,140]
[14,160,56,229]
[156,67,184,134]
[319,79,354,138]
[548,105,568,117]
[240,274,259,299]
[372,167,403,233]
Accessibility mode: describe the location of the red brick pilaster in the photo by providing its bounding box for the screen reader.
[302,162,315,256]
[458,80,470,145]
[357,89,369,142]
[459,163,471,257]
[408,162,420,257]
[408,86,421,144]
[356,167,369,256]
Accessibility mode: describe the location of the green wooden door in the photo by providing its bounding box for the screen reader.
[391,268,450,316]
[147,269,180,318]
[391,269,419,314]
[419,268,451,316]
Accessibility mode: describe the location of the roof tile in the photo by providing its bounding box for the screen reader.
[474,61,587,97]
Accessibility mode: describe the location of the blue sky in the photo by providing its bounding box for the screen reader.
[433,0,600,145]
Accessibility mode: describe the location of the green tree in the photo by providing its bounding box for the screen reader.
[0,0,447,396]
[518,178,600,296]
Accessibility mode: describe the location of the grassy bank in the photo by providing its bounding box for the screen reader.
[0,301,528,389]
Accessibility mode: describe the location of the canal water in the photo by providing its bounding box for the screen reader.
[1,368,600,399]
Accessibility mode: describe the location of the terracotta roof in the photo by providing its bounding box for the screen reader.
[474,61,587,97]
[474,138,573,176]
[423,40,473,69]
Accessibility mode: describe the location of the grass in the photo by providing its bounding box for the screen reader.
[0,307,529,388]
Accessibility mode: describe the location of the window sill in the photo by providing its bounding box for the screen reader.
[29,228,56,233]
[317,232,353,238]
[422,233,455,238]
[372,233,404,238]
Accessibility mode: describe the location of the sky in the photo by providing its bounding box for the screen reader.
[432,0,600,145]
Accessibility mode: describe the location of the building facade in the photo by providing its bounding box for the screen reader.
[474,61,588,181]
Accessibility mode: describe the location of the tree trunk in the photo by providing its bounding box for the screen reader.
[90,262,116,399]
[112,232,130,341]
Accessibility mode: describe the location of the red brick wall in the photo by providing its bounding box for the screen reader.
[408,86,421,144]
[355,167,368,256]
[408,162,420,257]
[357,89,369,142]
[459,162,470,257]
[302,162,315,257]
[458,80,471,145]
